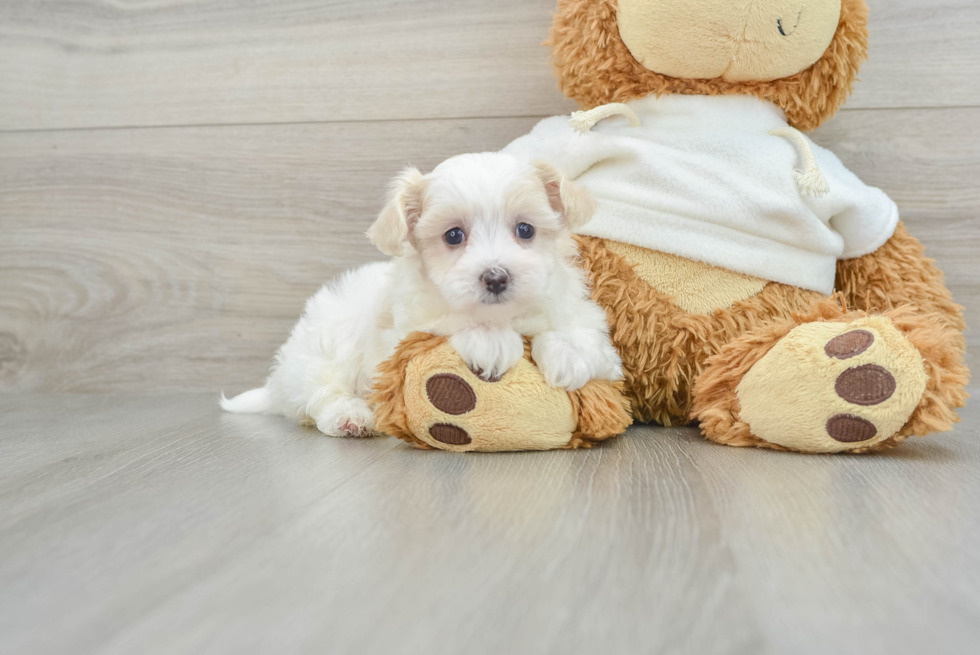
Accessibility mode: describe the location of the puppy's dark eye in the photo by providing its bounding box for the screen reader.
[444,228,466,246]
[516,223,535,240]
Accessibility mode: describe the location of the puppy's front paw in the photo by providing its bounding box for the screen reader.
[532,332,591,391]
[313,397,376,438]
[450,328,525,382]
[532,330,623,392]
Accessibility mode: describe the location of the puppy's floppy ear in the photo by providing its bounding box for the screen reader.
[533,160,596,231]
[367,167,426,256]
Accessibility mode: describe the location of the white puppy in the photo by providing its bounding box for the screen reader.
[222,152,622,437]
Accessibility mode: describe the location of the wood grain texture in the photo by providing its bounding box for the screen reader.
[1,0,978,132]
[1,393,978,654]
[0,0,574,132]
[2,108,976,393]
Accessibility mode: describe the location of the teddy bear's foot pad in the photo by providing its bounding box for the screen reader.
[736,318,928,453]
[371,334,631,452]
[823,330,903,444]
[403,344,580,452]
[824,330,875,359]
[428,423,472,446]
[825,414,877,443]
[424,374,479,445]
[425,374,478,416]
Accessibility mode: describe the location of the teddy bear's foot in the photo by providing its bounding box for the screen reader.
[693,304,969,453]
[370,333,632,452]
[735,317,926,453]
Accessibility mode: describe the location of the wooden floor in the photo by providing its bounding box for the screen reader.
[1,392,978,654]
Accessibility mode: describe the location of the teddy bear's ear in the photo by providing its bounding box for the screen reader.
[533,160,597,231]
[367,167,425,257]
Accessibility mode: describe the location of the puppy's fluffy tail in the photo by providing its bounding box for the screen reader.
[220,387,273,414]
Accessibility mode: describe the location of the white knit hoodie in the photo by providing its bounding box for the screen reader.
[503,94,899,295]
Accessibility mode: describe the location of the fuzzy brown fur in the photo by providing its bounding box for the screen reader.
[548,0,869,131]
[837,222,967,340]
[370,332,442,449]
[370,331,632,450]
[567,378,634,448]
[575,235,827,425]
[691,302,970,453]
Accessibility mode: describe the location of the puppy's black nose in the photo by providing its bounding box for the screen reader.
[481,268,509,295]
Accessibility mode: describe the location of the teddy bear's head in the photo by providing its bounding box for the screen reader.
[549,0,869,131]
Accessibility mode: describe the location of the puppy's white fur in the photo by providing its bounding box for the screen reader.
[222,152,622,437]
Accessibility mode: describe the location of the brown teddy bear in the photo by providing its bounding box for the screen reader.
[372,0,969,453]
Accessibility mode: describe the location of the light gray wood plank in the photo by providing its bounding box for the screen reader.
[2,108,976,393]
[0,0,574,132]
[0,0,977,132]
[1,393,978,654]
[852,0,980,111]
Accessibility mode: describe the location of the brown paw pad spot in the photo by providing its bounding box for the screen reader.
[827,414,878,443]
[426,374,477,415]
[825,330,874,360]
[429,423,472,446]
[836,364,897,406]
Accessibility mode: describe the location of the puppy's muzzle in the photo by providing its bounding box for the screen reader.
[480,267,509,296]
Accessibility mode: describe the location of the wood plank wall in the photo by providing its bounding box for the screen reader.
[1,0,977,393]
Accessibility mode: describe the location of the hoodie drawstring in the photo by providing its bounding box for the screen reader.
[569,103,642,134]
[769,127,830,198]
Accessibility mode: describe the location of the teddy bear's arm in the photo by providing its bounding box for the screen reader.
[836,221,966,341]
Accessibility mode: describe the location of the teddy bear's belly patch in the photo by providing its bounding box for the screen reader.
[604,241,768,314]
